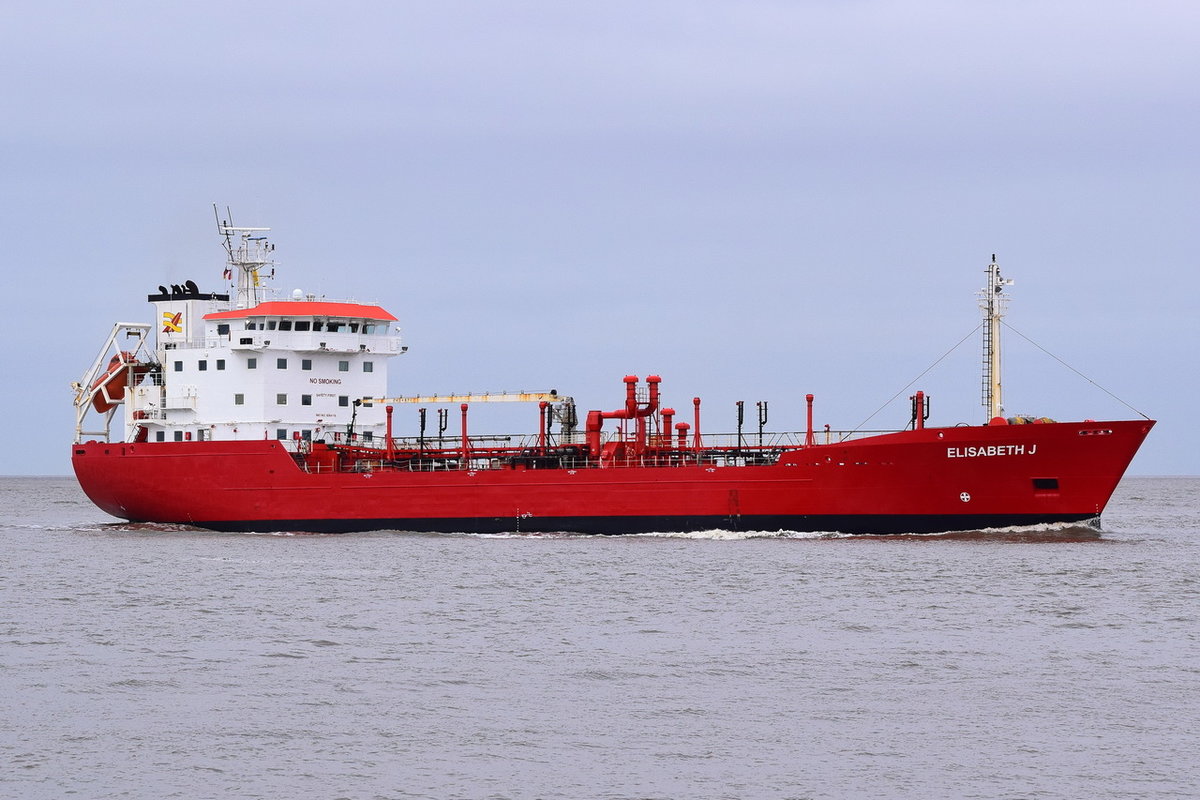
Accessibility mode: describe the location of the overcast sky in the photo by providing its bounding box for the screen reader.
[2,0,1195,475]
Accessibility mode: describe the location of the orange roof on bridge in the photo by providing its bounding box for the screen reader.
[204,301,397,322]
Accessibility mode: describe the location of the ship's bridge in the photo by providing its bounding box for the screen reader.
[202,300,404,354]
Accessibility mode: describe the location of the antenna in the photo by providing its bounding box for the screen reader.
[979,255,1014,421]
[213,203,274,308]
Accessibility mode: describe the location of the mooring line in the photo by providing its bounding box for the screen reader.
[1001,321,1151,420]
[848,322,983,436]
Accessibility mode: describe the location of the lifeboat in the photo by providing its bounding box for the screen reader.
[90,352,144,413]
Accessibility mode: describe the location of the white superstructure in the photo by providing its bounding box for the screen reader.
[75,218,406,445]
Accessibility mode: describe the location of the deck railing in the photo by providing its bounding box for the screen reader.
[287,426,906,474]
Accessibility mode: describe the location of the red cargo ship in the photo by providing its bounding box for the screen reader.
[70,216,1153,534]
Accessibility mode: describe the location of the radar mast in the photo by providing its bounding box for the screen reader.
[979,254,1013,421]
[215,204,274,309]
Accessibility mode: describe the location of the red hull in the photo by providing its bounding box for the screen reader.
[71,419,1153,534]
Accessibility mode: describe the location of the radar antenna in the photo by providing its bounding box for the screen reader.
[213,203,274,309]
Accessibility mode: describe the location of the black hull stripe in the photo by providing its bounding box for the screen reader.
[172,513,1100,535]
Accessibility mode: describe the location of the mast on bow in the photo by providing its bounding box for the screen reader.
[979,254,1013,421]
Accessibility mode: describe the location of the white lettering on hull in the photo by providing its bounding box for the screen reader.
[947,444,1038,458]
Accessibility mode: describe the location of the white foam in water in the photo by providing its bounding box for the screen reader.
[635,528,833,540]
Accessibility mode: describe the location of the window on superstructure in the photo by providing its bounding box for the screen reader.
[312,321,324,332]
[295,321,311,331]
[174,431,183,441]
[246,322,257,330]
[363,361,374,373]
[267,321,277,331]
[247,358,257,369]
[301,359,312,371]
[279,320,292,331]
[234,393,244,405]
[217,324,230,336]
[363,431,373,441]
[301,394,312,406]
[363,324,375,334]
[276,358,287,369]
[156,431,165,442]
[349,323,359,333]
[277,394,287,405]
[338,396,349,407]
[198,360,207,371]
[302,430,312,441]
[277,429,287,440]
[338,361,349,372]
[174,361,183,372]
[216,360,225,370]
[328,322,343,332]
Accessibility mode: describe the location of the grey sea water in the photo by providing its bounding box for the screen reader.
[2,475,1198,800]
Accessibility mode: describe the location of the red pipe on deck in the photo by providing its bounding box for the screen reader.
[692,397,702,453]
[623,374,638,416]
[586,410,604,458]
[634,376,661,455]
[805,394,815,447]
[386,405,395,460]
[587,375,663,458]
[538,401,548,455]
[460,404,469,466]
[676,422,689,450]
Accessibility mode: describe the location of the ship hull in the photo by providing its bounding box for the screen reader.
[71,419,1154,535]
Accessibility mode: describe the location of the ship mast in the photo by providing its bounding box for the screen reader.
[215,206,274,309]
[979,254,1013,421]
